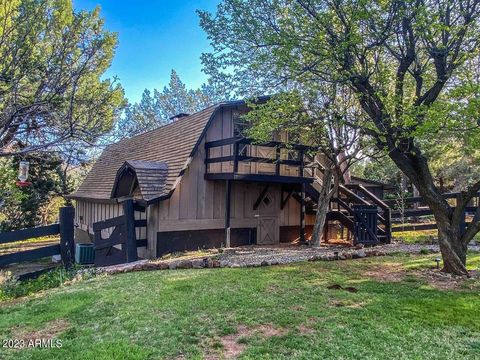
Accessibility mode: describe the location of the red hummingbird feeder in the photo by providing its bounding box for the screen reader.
[16,161,32,187]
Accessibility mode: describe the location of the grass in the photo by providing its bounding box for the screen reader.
[0,253,480,359]
[394,230,480,244]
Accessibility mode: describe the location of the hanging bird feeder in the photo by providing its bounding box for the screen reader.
[16,161,32,187]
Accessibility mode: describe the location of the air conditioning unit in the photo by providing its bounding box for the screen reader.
[75,243,95,264]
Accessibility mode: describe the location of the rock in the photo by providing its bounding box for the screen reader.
[353,250,367,259]
[230,263,241,268]
[223,248,236,255]
[261,260,269,266]
[220,260,230,267]
[168,261,179,270]
[191,259,206,269]
[176,260,193,269]
[157,262,170,270]
[211,260,221,268]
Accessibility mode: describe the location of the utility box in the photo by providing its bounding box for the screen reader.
[75,243,95,264]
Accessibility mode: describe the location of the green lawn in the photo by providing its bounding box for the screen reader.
[1,253,480,359]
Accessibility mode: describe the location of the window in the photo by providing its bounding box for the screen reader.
[262,192,273,207]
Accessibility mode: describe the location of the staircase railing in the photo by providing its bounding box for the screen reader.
[302,155,392,244]
[343,184,392,243]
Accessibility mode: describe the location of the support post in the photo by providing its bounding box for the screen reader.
[123,199,138,262]
[384,207,392,244]
[225,180,232,247]
[275,146,280,176]
[233,142,239,173]
[59,206,75,269]
[299,150,306,244]
[300,184,306,244]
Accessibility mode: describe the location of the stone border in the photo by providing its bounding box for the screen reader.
[94,244,480,276]
[95,246,408,275]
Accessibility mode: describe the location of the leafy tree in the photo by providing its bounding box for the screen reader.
[200,0,480,274]
[117,70,227,137]
[0,0,126,156]
[0,154,63,231]
[245,88,376,246]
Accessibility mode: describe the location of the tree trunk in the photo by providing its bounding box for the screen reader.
[311,167,333,247]
[437,224,469,275]
[388,148,471,275]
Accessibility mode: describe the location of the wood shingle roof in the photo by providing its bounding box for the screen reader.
[70,104,220,202]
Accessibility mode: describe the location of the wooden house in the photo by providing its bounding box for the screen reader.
[70,99,392,260]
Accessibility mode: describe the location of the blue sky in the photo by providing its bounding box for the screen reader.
[73,1,220,103]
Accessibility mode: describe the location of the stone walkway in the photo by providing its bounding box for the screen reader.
[96,243,480,275]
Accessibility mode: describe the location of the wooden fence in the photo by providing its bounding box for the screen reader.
[92,199,146,267]
[384,192,479,233]
[0,207,75,276]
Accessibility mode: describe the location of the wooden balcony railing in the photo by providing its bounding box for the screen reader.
[204,137,315,182]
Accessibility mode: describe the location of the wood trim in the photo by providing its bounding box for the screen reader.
[157,218,257,232]
[204,173,313,184]
[253,185,270,210]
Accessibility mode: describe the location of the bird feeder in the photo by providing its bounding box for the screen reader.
[16,161,32,187]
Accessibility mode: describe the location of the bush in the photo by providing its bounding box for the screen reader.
[0,266,96,301]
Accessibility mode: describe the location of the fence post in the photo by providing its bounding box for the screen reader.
[123,199,138,262]
[59,206,75,269]
[384,207,392,244]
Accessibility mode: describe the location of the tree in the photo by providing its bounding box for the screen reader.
[0,0,126,156]
[117,70,227,137]
[0,154,63,231]
[200,0,480,274]
[245,88,375,246]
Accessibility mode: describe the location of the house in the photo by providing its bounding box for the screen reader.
[70,99,392,261]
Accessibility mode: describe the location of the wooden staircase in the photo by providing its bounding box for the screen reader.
[299,161,392,245]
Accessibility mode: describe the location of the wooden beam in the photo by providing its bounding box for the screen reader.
[123,199,138,262]
[0,224,59,245]
[205,155,301,166]
[299,150,306,244]
[275,146,280,176]
[205,173,313,184]
[233,142,239,173]
[92,215,124,232]
[253,185,270,211]
[0,245,61,267]
[281,188,294,210]
[225,180,232,247]
[205,136,315,151]
[59,206,75,269]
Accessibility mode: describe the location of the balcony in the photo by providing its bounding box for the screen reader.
[204,137,314,184]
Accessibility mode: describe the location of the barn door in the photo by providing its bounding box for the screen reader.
[256,189,279,244]
[257,217,278,245]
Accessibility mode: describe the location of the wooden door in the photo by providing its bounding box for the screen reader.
[257,217,278,245]
[256,189,279,244]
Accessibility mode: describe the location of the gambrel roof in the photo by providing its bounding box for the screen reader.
[70,103,222,203]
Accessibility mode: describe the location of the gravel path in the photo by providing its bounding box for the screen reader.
[215,243,480,267]
[97,243,480,274]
